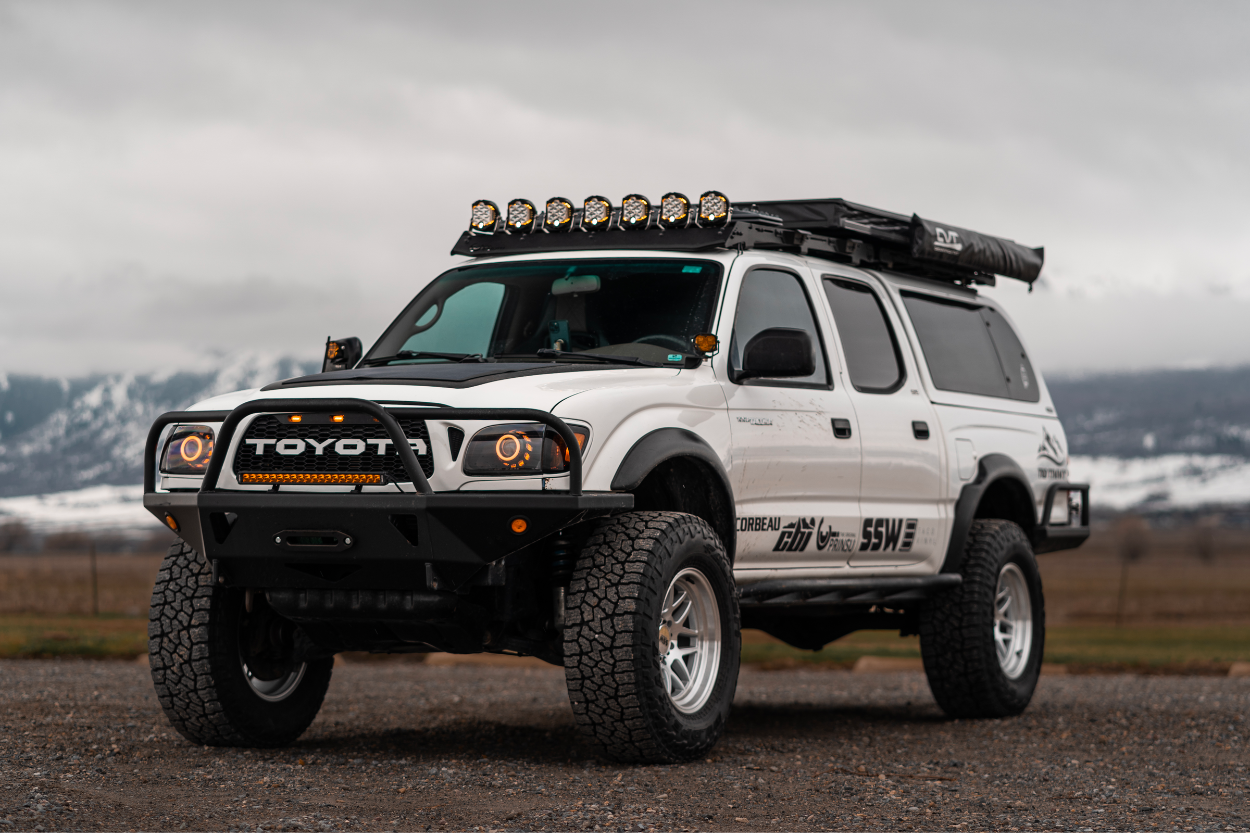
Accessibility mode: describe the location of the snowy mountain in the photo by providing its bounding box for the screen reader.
[0,355,317,499]
[3,361,1250,534]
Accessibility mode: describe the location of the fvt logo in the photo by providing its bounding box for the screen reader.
[244,438,429,457]
[933,227,963,254]
[859,518,917,552]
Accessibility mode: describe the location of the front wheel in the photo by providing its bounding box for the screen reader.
[919,519,1045,718]
[563,512,740,763]
[148,540,333,747]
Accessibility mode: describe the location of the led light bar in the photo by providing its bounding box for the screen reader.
[659,192,690,229]
[698,190,730,227]
[506,199,537,233]
[543,197,574,233]
[469,199,500,233]
[239,473,384,486]
[620,194,651,230]
[581,196,612,230]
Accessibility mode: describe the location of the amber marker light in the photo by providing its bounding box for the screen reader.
[510,517,529,534]
[694,333,719,354]
[164,514,179,532]
[331,414,345,423]
[287,414,303,423]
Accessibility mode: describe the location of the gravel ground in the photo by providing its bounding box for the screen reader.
[1,659,1247,832]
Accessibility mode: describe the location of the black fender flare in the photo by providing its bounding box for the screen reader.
[610,427,736,556]
[940,453,1036,574]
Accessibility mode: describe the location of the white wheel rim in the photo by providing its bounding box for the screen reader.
[658,567,722,714]
[241,658,307,703]
[994,562,1034,679]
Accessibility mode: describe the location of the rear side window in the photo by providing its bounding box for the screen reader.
[823,278,903,393]
[902,293,1038,402]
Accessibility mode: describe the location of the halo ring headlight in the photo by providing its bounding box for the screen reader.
[697,190,731,227]
[581,196,612,231]
[620,194,651,230]
[505,199,537,234]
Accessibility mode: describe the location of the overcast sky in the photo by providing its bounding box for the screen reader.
[2,0,1248,378]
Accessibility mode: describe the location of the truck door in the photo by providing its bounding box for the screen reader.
[821,276,946,567]
[724,266,862,572]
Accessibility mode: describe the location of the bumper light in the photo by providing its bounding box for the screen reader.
[160,425,216,475]
[463,422,589,476]
[239,473,384,486]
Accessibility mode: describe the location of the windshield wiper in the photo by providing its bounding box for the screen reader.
[359,351,491,366]
[531,349,673,368]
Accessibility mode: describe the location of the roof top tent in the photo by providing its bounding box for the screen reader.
[451,195,1044,287]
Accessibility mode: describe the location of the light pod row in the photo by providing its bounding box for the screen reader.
[468,191,731,234]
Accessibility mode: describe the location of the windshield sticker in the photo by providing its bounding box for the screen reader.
[667,354,682,362]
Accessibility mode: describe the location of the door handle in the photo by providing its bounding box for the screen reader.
[832,418,852,439]
[912,421,930,440]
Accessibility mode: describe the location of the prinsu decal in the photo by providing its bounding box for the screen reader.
[773,518,816,552]
[243,437,429,457]
[816,519,857,553]
[858,518,917,552]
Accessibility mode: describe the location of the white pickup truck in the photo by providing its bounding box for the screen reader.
[143,193,1088,763]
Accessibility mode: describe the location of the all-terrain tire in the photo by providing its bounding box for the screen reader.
[919,519,1045,718]
[563,511,740,763]
[148,539,333,747]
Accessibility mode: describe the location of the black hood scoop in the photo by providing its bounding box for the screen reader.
[262,361,619,390]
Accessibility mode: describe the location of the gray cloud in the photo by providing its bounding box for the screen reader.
[1,0,1248,376]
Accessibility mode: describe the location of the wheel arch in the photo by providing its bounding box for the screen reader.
[940,453,1036,573]
[610,428,736,559]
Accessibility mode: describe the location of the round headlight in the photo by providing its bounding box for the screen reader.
[161,425,216,475]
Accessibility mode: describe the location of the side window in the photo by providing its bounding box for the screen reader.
[823,278,903,393]
[982,307,1041,402]
[730,269,828,386]
[901,293,1010,398]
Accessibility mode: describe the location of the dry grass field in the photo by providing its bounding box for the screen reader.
[2,524,1249,667]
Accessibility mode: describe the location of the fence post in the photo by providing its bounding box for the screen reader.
[90,541,99,617]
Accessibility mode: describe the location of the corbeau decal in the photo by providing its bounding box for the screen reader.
[858,518,917,552]
[244,437,429,456]
[738,516,782,532]
[773,518,816,552]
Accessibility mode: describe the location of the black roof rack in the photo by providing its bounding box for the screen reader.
[450,198,1043,286]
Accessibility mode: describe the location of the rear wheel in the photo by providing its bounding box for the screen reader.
[148,539,333,746]
[563,511,740,763]
[919,519,1045,718]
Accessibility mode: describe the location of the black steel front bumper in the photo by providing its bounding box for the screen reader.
[143,398,633,589]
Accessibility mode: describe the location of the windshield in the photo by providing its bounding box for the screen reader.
[364,258,724,366]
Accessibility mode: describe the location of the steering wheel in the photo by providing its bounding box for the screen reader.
[633,334,689,352]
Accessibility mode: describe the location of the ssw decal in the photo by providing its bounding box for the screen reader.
[859,518,917,553]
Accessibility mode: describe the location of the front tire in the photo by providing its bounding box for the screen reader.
[919,519,1045,718]
[148,539,333,747]
[563,512,740,763]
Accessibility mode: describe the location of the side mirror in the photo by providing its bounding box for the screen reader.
[738,327,814,380]
[322,337,362,372]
